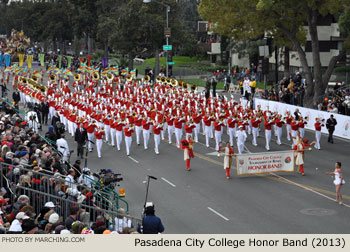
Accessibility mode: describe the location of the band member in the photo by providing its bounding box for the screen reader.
[275,115,284,145]
[124,122,134,156]
[290,118,299,148]
[134,113,143,146]
[298,117,307,138]
[95,127,105,158]
[184,120,196,140]
[153,121,163,154]
[219,142,235,179]
[227,114,237,147]
[203,113,214,148]
[181,135,195,171]
[264,117,273,151]
[251,116,261,146]
[115,118,125,151]
[174,115,185,148]
[236,125,247,154]
[103,115,112,144]
[86,120,97,152]
[142,116,152,150]
[192,110,202,142]
[284,111,292,141]
[166,111,175,144]
[213,119,224,151]
[314,118,324,150]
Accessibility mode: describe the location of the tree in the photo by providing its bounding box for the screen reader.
[199,0,350,108]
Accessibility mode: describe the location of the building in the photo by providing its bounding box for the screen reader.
[197,21,221,64]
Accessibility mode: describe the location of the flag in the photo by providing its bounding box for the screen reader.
[121,68,128,76]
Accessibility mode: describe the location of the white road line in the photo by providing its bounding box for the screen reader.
[270,173,350,208]
[128,156,139,163]
[161,177,176,187]
[207,207,229,221]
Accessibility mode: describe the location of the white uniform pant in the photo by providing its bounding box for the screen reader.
[110,128,116,146]
[143,129,150,149]
[265,129,271,150]
[204,125,211,147]
[315,131,321,149]
[167,125,174,144]
[286,125,292,140]
[273,125,277,136]
[49,107,55,119]
[237,141,244,154]
[105,125,111,143]
[214,130,221,150]
[154,134,160,153]
[87,132,94,150]
[135,126,142,145]
[161,123,167,140]
[116,131,123,150]
[125,136,132,155]
[291,130,298,148]
[210,123,214,138]
[276,127,282,145]
[228,127,236,147]
[175,128,182,147]
[299,128,305,138]
[194,123,200,142]
[28,121,38,133]
[185,132,192,140]
[252,127,258,145]
[96,139,102,158]
[247,121,252,135]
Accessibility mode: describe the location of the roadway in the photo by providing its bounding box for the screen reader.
[5,69,350,233]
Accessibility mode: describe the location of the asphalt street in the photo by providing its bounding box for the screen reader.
[5,68,350,233]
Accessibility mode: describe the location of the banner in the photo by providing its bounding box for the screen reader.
[18,53,25,67]
[102,56,108,68]
[67,56,72,68]
[39,53,45,66]
[4,54,11,67]
[58,55,62,69]
[0,54,3,67]
[87,55,91,67]
[254,98,350,140]
[27,55,33,69]
[236,150,295,176]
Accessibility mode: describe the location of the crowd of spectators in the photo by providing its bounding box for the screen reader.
[316,83,350,116]
[0,100,138,234]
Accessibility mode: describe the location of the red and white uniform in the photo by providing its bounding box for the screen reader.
[94,129,105,158]
[124,126,134,156]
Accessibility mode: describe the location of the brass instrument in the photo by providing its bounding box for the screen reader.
[144,75,150,82]
[191,84,197,92]
[74,74,81,81]
[31,76,38,83]
[178,81,184,88]
[126,74,132,82]
[166,78,172,86]
[49,74,56,82]
[183,83,189,90]
[171,79,178,87]
[107,73,113,81]
[22,78,28,85]
[93,72,100,81]
[160,76,167,84]
[156,76,162,83]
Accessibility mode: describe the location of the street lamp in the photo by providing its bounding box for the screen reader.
[143,0,170,77]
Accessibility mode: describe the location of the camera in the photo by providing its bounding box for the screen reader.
[29,115,36,121]
[93,169,123,190]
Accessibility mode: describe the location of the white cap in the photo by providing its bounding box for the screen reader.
[16,212,30,220]
[44,201,55,208]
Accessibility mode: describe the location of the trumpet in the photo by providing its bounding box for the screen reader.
[93,72,100,81]
[49,74,56,82]
[74,74,81,81]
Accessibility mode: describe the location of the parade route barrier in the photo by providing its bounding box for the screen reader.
[236,150,295,176]
[254,98,350,140]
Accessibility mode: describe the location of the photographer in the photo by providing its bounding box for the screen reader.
[138,202,164,234]
[26,110,39,133]
[78,167,94,188]
[56,134,70,162]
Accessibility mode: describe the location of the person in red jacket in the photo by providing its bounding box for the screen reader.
[86,120,97,152]
[184,120,196,140]
[314,118,325,150]
[290,118,299,148]
[142,117,152,150]
[134,113,143,146]
[174,115,185,148]
[95,127,105,158]
[203,113,214,148]
[264,117,273,151]
[219,142,235,179]
[251,116,261,146]
[153,121,163,154]
[115,118,125,151]
[166,112,175,144]
[213,119,224,151]
[275,115,284,145]
[124,122,134,156]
